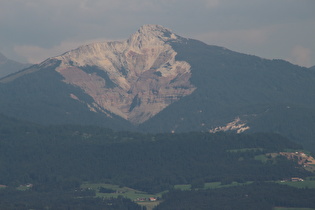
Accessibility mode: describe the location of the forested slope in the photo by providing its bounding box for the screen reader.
[0,115,310,193]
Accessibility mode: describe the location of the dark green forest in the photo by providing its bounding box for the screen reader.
[156,182,315,210]
[0,114,314,209]
[0,188,143,210]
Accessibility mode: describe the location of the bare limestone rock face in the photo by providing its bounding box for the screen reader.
[54,25,196,124]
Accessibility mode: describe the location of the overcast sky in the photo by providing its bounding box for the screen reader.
[1,0,314,67]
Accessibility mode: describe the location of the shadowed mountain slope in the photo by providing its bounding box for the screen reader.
[0,25,315,150]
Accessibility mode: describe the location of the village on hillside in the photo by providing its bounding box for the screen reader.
[280,151,315,173]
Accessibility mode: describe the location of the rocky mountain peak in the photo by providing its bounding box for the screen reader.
[53,25,195,124]
[133,24,178,41]
[138,24,171,34]
[127,24,179,52]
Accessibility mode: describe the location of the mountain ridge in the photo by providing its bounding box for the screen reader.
[0,25,315,150]
[47,24,195,124]
[0,52,31,79]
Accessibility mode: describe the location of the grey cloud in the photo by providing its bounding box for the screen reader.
[0,0,314,66]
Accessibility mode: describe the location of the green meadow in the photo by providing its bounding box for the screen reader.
[277,179,315,189]
[81,183,161,200]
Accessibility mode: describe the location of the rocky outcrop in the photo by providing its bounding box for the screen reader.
[209,117,250,134]
[54,25,196,124]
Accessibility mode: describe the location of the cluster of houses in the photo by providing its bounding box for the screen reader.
[135,197,158,202]
[280,151,315,166]
[18,183,33,190]
[281,177,304,182]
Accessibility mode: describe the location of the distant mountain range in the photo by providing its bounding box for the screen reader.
[0,25,315,151]
[0,53,30,78]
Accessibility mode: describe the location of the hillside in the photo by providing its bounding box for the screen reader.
[0,25,315,151]
[0,53,30,78]
[0,115,311,192]
[140,38,315,150]
[0,115,314,209]
[156,182,315,210]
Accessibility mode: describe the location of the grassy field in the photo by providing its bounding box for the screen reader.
[81,183,161,200]
[174,184,191,190]
[174,181,252,190]
[81,182,161,210]
[227,148,264,153]
[81,179,315,209]
[254,154,269,162]
[81,181,251,209]
[81,183,162,210]
[277,180,315,189]
[205,181,252,189]
[254,152,281,163]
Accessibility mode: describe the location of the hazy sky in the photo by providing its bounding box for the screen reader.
[1,0,314,67]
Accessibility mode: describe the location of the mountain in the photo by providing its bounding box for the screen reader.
[1,24,315,150]
[52,25,195,124]
[0,53,30,78]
